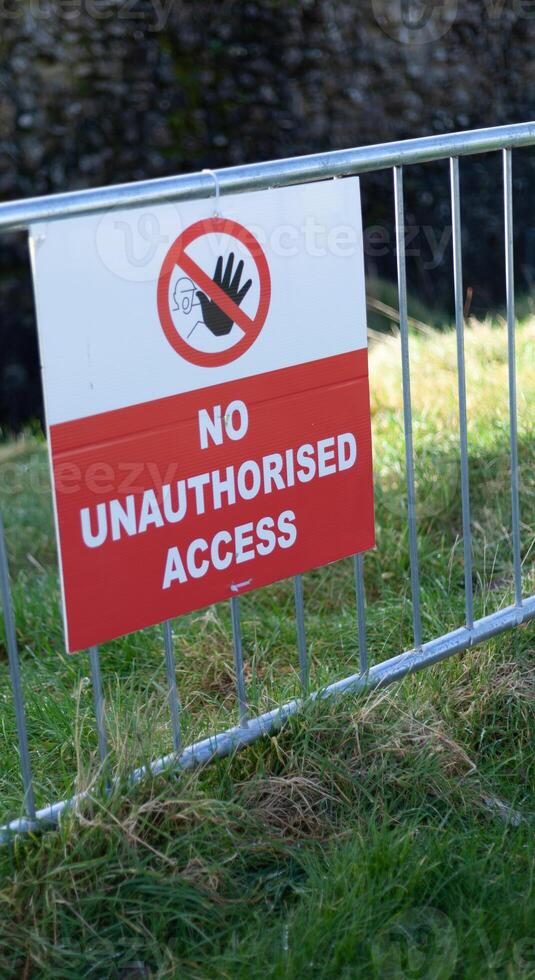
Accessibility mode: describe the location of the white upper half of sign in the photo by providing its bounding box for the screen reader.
[30,176,367,426]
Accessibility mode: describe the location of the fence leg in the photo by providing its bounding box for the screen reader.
[503,148,523,611]
[293,575,308,692]
[88,646,108,767]
[450,156,475,630]
[0,511,36,820]
[394,165,423,650]
[354,554,368,673]
[230,597,249,727]
[162,620,182,753]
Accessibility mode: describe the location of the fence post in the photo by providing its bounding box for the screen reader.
[354,554,368,673]
[394,165,423,650]
[88,646,108,767]
[450,156,475,630]
[0,511,36,820]
[293,575,308,692]
[162,621,182,753]
[503,148,523,611]
[231,597,249,727]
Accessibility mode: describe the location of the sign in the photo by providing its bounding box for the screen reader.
[30,178,375,652]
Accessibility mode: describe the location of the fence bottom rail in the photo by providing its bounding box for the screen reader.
[1,593,533,845]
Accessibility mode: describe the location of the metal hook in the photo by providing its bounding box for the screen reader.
[202,168,221,217]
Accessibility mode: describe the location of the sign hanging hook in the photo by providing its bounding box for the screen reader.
[202,168,221,218]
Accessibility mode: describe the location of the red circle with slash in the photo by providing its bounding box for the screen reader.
[157,217,271,367]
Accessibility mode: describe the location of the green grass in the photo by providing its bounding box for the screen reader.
[0,314,534,977]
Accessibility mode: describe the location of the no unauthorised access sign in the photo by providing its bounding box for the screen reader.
[30,178,375,652]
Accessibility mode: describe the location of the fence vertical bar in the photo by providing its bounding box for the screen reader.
[162,621,182,753]
[293,575,308,691]
[393,165,423,649]
[0,511,36,820]
[450,156,475,630]
[354,554,368,673]
[503,148,523,609]
[88,646,107,766]
[230,597,248,727]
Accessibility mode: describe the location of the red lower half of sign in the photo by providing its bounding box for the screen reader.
[50,350,375,651]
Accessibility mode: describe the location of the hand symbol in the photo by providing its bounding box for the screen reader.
[196,252,252,337]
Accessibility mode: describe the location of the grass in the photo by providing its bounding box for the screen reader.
[0,311,534,977]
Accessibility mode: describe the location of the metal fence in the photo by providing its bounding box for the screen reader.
[1,121,534,842]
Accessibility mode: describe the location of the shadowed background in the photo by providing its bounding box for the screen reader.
[2,0,535,429]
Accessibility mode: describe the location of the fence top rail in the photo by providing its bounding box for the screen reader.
[2,120,535,233]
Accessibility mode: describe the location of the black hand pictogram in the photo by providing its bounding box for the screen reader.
[196,252,252,337]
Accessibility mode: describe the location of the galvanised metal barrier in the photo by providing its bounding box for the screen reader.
[1,121,534,841]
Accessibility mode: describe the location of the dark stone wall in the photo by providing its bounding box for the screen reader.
[2,0,535,429]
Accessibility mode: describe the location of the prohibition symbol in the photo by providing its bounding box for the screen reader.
[157,217,271,367]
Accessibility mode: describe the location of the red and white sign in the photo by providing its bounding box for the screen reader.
[30,178,374,651]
